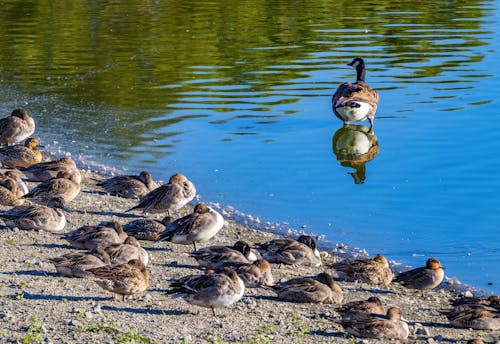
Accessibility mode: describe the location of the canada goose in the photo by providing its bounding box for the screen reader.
[332,57,379,128]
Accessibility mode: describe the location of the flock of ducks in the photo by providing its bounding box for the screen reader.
[0,60,497,341]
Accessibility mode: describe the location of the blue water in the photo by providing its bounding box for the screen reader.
[0,0,499,292]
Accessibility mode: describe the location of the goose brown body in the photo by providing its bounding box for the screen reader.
[332,58,379,127]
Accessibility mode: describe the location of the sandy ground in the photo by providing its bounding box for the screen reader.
[0,170,498,344]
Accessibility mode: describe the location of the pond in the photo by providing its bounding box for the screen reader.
[0,0,499,292]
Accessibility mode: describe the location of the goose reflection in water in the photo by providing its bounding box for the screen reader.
[332,124,379,184]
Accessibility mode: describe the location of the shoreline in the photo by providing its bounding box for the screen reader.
[0,169,498,343]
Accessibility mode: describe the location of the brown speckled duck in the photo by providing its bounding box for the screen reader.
[156,203,223,251]
[167,268,245,315]
[340,306,409,339]
[100,236,149,266]
[47,248,110,278]
[126,173,195,214]
[23,170,80,204]
[272,272,343,304]
[123,216,173,241]
[0,108,35,145]
[255,235,322,267]
[0,137,42,168]
[85,259,149,301]
[190,241,258,269]
[21,156,81,184]
[63,221,128,250]
[332,253,393,286]
[394,257,444,291]
[97,171,158,199]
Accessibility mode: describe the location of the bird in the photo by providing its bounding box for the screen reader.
[96,171,158,199]
[123,216,173,241]
[63,221,128,250]
[340,306,409,339]
[337,296,386,321]
[442,306,500,330]
[332,57,380,128]
[190,241,258,269]
[0,108,35,145]
[99,236,149,266]
[0,137,42,168]
[1,170,29,197]
[451,295,500,310]
[394,257,445,292]
[467,339,485,344]
[126,173,196,214]
[332,253,393,286]
[255,235,322,267]
[23,170,81,204]
[156,203,224,251]
[85,259,149,301]
[227,259,274,288]
[167,268,245,315]
[0,177,24,206]
[272,273,343,304]
[47,248,110,278]
[21,157,81,184]
[0,196,66,233]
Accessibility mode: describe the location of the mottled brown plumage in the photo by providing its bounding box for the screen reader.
[126,173,195,214]
[21,157,81,184]
[394,257,444,291]
[0,108,35,145]
[340,307,409,339]
[0,137,42,168]
[332,254,393,286]
[97,171,158,199]
[273,273,343,304]
[86,259,149,300]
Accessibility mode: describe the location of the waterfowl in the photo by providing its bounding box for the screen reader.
[394,257,445,291]
[0,137,42,168]
[228,259,274,288]
[332,57,379,128]
[156,203,223,251]
[85,258,149,301]
[255,235,322,267]
[467,340,485,344]
[0,108,35,145]
[272,273,343,304]
[23,170,81,204]
[100,236,149,266]
[126,173,196,214]
[0,196,66,233]
[123,216,173,241]
[167,268,245,315]
[47,248,110,278]
[21,157,81,184]
[340,306,409,339]
[63,221,128,250]
[97,171,158,199]
[451,295,500,310]
[332,253,393,286]
[2,170,29,196]
[0,178,24,206]
[337,296,386,321]
[443,306,500,330]
[190,241,258,269]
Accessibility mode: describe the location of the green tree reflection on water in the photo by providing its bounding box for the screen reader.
[0,0,491,158]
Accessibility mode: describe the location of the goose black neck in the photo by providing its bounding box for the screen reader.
[356,64,366,82]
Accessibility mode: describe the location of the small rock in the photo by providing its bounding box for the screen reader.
[68,319,82,327]
[84,311,93,319]
[415,327,430,336]
[463,290,474,298]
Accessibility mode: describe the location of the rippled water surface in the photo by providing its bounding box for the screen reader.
[1,0,499,292]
